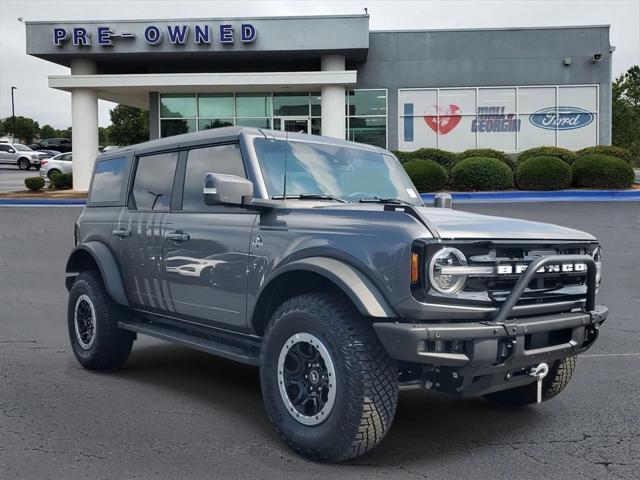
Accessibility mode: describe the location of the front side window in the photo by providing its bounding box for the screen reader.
[131,152,179,211]
[13,144,32,151]
[90,157,127,203]
[254,139,421,206]
[0,144,11,152]
[182,144,246,211]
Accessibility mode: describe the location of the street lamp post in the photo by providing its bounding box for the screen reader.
[11,86,17,141]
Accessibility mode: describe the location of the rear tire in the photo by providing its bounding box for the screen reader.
[260,293,398,462]
[483,356,577,405]
[67,271,135,370]
[18,158,30,170]
[48,169,61,179]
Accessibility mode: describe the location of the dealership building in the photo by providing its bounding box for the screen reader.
[25,15,613,190]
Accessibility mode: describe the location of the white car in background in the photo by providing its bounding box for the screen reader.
[40,152,72,179]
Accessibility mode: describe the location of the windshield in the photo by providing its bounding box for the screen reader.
[13,144,32,151]
[253,139,423,206]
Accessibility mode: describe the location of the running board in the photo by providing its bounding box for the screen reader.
[119,319,261,366]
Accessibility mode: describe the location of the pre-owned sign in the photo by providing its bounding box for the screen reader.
[52,23,257,47]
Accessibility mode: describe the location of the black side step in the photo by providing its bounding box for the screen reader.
[119,319,261,366]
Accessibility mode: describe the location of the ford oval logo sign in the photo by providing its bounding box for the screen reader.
[529,106,594,130]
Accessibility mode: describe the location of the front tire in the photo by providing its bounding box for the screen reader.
[260,293,398,462]
[17,158,30,170]
[483,356,577,405]
[67,271,135,370]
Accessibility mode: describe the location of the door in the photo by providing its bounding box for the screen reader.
[273,117,310,134]
[116,150,179,312]
[162,143,258,329]
[0,144,15,165]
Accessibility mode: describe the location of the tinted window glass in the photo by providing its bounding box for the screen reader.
[90,157,127,203]
[182,144,245,211]
[0,145,11,152]
[132,152,178,211]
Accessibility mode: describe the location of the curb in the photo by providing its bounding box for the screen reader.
[421,190,640,203]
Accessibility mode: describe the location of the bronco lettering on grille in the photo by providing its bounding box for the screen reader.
[496,263,587,275]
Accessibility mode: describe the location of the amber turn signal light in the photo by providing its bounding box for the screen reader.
[411,252,419,284]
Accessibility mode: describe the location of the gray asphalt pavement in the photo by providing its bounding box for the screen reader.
[0,166,35,193]
[1,202,638,479]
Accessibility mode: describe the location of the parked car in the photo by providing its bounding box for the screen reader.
[35,149,61,159]
[40,152,72,179]
[0,142,45,170]
[31,137,72,153]
[66,127,607,461]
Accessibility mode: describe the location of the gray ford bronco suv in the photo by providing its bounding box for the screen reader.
[66,127,608,461]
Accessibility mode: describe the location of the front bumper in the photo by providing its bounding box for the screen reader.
[375,253,608,397]
[374,305,607,397]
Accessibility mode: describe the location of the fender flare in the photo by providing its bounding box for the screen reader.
[269,257,396,318]
[66,242,129,307]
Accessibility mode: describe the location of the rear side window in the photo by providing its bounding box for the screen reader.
[132,152,179,211]
[182,144,245,211]
[89,157,127,203]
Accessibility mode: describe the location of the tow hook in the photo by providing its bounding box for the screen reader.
[529,363,549,403]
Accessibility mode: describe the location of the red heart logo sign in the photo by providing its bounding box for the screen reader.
[424,104,462,135]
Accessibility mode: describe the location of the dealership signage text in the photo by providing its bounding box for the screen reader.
[52,23,257,47]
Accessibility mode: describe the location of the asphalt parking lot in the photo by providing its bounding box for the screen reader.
[0,202,638,479]
[0,166,37,193]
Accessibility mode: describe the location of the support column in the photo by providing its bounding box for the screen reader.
[70,59,98,192]
[320,55,346,139]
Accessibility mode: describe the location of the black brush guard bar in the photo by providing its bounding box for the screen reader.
[492,254,596,323]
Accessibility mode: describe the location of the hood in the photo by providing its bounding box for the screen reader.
[416,207,596,241]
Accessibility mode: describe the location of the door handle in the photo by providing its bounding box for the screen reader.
[166,231,190,242]
[112,228,130,238]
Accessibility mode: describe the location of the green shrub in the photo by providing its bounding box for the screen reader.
[51,172,73,189]
[576,145,634,164]
[450,157,514,191]
[458,148,516,171]
[24,176,45,191]
[516,156,572,190]
[393,148,458,171]
[572,154,634,189]
[403,159,448,193]
[518,146,578,165]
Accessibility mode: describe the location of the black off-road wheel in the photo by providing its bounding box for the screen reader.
[67,271,135,370]
[260,293,398,462]
[484,356,577,406]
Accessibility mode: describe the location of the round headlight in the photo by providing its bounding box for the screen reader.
[428,247,468,294]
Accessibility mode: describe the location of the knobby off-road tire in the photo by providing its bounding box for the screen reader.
[68,271,135,370]
[260,293,398,462]
[484,356,577,405]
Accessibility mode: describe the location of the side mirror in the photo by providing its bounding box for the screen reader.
[203,173,253,206]
[8,148,15,153]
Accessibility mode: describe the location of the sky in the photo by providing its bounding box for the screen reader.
[0,0,639,129]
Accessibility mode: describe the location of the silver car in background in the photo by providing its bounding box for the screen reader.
[40,152,72,179]
[0,142,45,170]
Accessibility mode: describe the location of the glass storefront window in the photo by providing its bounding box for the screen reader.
[348,117,386,148]
[236,93,272,117]
[311,92,321,116]
[160,94,197,118]
[199,119,234,130]
[311,118,321,135]
[161,119,196,137]
[198,94,234,118]
[273,93,310,116]
[236,118,271,128]
[347,90,387,116]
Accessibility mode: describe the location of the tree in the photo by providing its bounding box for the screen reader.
[40,124,56,139]
[0,115,40,143]
[107,105,149,146]
[98,126,110,145]
[612,65,640,165]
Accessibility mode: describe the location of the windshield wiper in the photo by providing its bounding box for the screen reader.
[272,193,348,203]
[359,197,413,206]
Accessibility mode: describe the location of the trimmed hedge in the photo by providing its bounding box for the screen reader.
[51,172,73,189]
[25,176,45,191]
[572,154,634,189]
[458,148,517,171]
[450,157,514,191]
[576,145,634,164]
[516,156,572,190]
[403,159,448,193]
[518,146,578,165]
[394,148,458,171]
